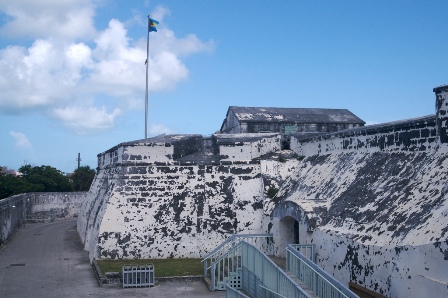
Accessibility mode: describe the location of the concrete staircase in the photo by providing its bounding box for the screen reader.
[269,256,319,298]
[285,271,319,298]
[203,276,212,291]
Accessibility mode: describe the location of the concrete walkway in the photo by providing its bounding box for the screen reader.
[0,218,225,297]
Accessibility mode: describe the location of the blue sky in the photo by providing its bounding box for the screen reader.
[0,0,447,173]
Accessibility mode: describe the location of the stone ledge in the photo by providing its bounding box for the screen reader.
[156,275,203,283]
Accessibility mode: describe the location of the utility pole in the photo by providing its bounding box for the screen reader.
[76,153,81,169]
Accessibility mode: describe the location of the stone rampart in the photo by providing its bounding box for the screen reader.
[78,161,267,260]
[292,115,437,156]
[435,85,448,144]
[270,148,448,297]
[214,133,281,161]
[77,85,448,297]
[78,133,292,261]
[314,231,448,298]
[97,135,204,168]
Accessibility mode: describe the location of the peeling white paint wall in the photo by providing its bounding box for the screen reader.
[293,115,437,156]
[78,160,267,260]
[78,86,448,297]
[216,133,281,161]
[313,231,448,297]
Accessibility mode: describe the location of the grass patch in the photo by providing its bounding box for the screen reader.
[97,258,203,277]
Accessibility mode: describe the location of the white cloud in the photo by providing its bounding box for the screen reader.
[149,123,173,135]
[9,131,33,149]
[0,2,214,132]
[0,0,96,40]
[0,39,94,111]
[87,19,148,96]
[52,105,121,133]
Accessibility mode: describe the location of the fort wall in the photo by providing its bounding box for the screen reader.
[276,85,448,297]
[435,85,448,144]
[314,231,448,297]
[291,115,437,156]
[78,160,269,260]
[76,85,448,297]
[0,192,87,246]
[214,133,281,161]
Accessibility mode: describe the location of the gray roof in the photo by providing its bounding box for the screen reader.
[228,106,365,124]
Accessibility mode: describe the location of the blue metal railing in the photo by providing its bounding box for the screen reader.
[286,244,359,298]
[203,234,274,291]
[207,237,358,297]
[122,264,154,288]
[225,284,250,298]
[289,244,316,262]
[240,241,312,298]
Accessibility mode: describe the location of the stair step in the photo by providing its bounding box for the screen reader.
[286,272,319,298]
[203,276,213,291]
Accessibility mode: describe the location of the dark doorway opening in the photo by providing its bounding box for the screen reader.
[293,220,300,244]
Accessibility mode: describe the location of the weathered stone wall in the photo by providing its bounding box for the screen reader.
[215,133,281,161]
[269,149,448,297]
[244,122,360,134]
[221,109,242,133]
[292,115,437,156]
[0,192,87,246]
[29,192,88,217]
[97,135,203,168]
[314,231,448,298]
[77,85,448,297]
[220,107,364,135]
[0,194,31,247]
[435,85,448,144]
[78,162,267,260]
[268,86,448,297]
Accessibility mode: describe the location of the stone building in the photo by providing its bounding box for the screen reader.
[220,106,365,149]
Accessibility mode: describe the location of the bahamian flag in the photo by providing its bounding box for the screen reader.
[149,18,159,32]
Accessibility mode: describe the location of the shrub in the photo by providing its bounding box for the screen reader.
[267,186,278,198]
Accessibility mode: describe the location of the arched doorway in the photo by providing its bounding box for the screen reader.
[271,201,309,257]
[278,216,300,245]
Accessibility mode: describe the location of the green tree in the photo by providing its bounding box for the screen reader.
[19,164,72,192]
[0,166,36,199]
[71,166,96,191]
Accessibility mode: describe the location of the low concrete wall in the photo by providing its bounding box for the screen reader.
[30,192,88,217]
[0,194,31,246]
[0,192,88,247]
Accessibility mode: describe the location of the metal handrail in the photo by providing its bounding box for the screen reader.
[203,233,273,260]
[202,234,273,291]
[289,244,316,262]
[286,244,359,298]
[240,241,313,298]
[225,284,250,298]
[202,236,240,263]
[259,285,288,298]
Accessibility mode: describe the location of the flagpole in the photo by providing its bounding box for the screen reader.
[145,14,150,139]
